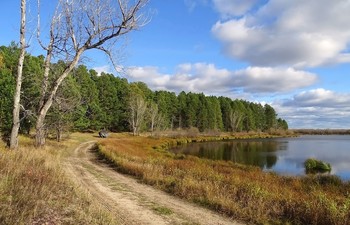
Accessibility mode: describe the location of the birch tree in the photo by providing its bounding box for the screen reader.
[229,110,243,132]
[148,102,158,133]
[9,0,27,149]
[128,95,147,136]
[35,0,148,146]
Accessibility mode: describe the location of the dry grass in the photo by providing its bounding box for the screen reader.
[97,133,350,225]
[0,135,118,225]
[152,128,295,139]
[292,129,350,135]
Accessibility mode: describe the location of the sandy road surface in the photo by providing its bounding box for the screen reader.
[64,141,243,225]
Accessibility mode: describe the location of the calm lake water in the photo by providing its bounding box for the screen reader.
[171,135,350,180]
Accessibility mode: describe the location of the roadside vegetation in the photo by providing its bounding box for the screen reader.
[0,135,118,225]
[97,132,350,225]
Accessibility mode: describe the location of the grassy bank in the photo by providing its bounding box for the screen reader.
[97,133,350,225]
[0,135,118,225]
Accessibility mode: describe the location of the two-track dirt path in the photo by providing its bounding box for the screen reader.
[64,141,243,225]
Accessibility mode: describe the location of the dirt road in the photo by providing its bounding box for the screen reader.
[64,141,243,225]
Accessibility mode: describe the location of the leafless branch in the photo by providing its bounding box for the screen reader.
[34,0,149,146]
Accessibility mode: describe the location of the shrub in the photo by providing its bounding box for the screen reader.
[304,158,332,173]
[304,158,317,170]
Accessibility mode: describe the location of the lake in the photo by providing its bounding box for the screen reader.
[171,135,350,180]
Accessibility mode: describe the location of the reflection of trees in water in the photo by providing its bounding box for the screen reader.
[174,141,283,169]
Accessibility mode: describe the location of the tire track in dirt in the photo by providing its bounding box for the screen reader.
[64,141,243,225]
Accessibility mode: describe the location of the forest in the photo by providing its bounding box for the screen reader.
[0,43,288,142]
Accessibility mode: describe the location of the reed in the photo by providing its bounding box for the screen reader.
[97,133,350,225]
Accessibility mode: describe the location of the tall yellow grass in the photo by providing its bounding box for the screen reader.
[0,135,118,225]
[98,133,350,225]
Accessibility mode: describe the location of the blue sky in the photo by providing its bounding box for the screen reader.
[1,0,350,129]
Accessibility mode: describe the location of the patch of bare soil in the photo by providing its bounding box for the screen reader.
[64,141,243,225]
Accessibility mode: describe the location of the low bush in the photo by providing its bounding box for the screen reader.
[304,158,332,173]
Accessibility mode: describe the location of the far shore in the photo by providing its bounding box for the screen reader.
[292,129,350,135]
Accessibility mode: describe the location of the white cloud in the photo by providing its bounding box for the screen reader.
[273,89,350,128]
[92,65,113,76]
[283,88,350,108]
[126,63,317,95]
[212,0,350,67]
[126,63,230,94]
[233,67,317,93]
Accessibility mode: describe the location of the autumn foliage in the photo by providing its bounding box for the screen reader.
[98,133,350,225]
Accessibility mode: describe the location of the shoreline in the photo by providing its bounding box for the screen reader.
[97,132,350,224]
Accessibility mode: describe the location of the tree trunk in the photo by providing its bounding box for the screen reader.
[56,127,61,142]
[35,49,84,147]
[151,121,154,133]
[35,112,47,147]
[9,0,26,149]
[38,47,52,112]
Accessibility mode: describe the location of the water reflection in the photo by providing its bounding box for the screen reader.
[170,135,350,180]
[172,140,285,169]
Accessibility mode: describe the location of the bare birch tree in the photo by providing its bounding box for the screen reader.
[229,110,243,132]
[128,95,147,136]
[148,102,158,134]
[9,0,27,149]
[35,0,148,146]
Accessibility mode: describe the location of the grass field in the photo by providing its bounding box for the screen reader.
[97,132,350,225]
[0,134,118,225]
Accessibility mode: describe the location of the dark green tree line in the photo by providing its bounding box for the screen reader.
[0,45,288,140]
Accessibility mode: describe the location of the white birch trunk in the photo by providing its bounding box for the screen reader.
[9,0,26,149]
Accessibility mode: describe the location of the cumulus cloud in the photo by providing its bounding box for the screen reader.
[92,65,113,76]
[212,0,350,67]
[233,67,317,93]
[273,89,350,128]
[283,89,350,108]
[126,63,317,95]
[126,63,231,94]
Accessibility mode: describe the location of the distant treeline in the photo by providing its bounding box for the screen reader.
[292,129,350,135]
[0,44,288,139]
